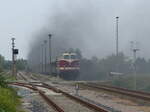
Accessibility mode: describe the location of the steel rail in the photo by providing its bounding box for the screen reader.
[11,83,38,91]
[99,84,150,96]
[17,72,28,81]
[59,89,108,112]
[81,83,150,101]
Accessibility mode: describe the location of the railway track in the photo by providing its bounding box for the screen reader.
[80,83,150,102]
[10,82,109,112]
[17,72,41,82]
[14,72,150,111]
[17,72,28,81]
[11,82,64,112]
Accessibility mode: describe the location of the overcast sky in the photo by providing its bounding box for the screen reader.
[0,0,150,60]
[0,0,52,59]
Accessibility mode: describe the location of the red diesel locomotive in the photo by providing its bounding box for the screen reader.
[56,52,80,80]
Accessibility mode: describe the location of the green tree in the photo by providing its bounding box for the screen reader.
[135,58,149,73]
[0,55,5,72]
[0,75,7,88]
[4,60,12,70]
[79,52,132,80]
[16,59,28,71]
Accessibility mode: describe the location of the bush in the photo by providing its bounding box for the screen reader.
[112,76,134,89]
[0,67,3,73]
[0,75,7,88]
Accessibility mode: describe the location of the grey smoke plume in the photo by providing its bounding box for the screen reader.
[28,0,150,67]
[28,0,104,66]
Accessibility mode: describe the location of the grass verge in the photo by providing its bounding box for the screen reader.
[0,87,21,112]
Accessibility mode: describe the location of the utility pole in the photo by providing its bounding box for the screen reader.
[116,16,119,57]
[39,46,41,73]
[48,34,52,75]
[44,40,47,74]
[12,38,15,76]
[131,41,140,90]
[41,44,44,73]
[116,16,119,72]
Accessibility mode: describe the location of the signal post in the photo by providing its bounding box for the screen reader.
[11,38,18,77]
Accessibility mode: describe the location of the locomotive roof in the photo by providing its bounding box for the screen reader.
[62,52,76,55]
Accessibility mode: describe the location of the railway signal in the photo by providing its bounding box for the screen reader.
[11,38,19,77]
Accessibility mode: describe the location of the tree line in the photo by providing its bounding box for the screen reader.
[71,49,150,80]
[0,54,27,73]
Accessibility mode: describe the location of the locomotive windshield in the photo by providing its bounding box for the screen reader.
[64,55,70,59]
[63,54,77,59]
[71,55,76,59]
